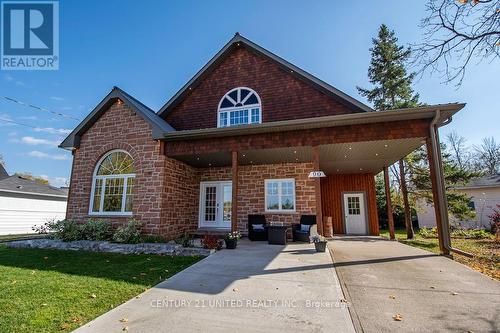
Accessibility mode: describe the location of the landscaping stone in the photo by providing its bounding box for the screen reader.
[6,239,214,256]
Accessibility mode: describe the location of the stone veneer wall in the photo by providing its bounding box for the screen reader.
[198,163,316,231]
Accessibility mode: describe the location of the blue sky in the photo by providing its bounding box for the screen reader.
[1,0,498,187]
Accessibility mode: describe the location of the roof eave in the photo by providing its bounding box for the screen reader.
[161,103,465,141]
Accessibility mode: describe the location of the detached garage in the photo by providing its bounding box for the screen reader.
[0,165,67,235]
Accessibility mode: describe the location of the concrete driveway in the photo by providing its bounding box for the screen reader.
[329,236,500,333]
[74,240,354,333]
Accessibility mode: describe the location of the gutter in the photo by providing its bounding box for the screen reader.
[162,103,465,141]
[429,111,473,258]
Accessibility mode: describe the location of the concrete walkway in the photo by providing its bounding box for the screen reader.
[329,236,500,333]
[74,240,354,333]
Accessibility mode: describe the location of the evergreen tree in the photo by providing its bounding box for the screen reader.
[357,24,419,111]
[358,24,419,238]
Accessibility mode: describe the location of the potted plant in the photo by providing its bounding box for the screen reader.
[311,235,327,252]
[224,231,241,249]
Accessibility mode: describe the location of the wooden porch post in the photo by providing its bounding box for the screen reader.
[426,137,448,255]
[231,151,238,232]
[383,166,395,240]
[312,146,324,236]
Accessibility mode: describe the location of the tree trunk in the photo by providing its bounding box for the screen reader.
[399,159,414,239]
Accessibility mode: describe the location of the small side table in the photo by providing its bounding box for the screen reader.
[268,225,290,245]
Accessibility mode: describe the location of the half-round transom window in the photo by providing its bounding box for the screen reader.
[218,87,261,127]
[90,150,135,215]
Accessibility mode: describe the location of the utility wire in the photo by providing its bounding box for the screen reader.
[1,96,81,121]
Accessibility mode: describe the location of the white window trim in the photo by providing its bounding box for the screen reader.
[88,150,135,216]
[217,87,262,128]
[264,178,296,213]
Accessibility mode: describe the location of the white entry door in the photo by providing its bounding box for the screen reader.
[343,193,367,235]
[199,181,232,229]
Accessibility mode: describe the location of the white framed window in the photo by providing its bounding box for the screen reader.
[89,150,135,216]
[265,179,296,212]
[218,87,261,127]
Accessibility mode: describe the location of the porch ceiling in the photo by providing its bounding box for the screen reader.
[172,137,425,174]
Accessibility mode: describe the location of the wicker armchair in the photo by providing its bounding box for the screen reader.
[292,215,317,242]
[248,215,268,241]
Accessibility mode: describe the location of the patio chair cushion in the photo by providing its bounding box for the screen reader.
[252,224,265,231]
[300,224,311,232]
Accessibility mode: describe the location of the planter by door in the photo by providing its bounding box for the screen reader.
[314,241,327,252]
[225,238,237,249]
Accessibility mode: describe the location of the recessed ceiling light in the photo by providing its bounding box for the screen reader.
[360,168,363,171]
[375,153,379,156]
[384,144,388,148]
[344,155,347,158]
[293,150,297,154]
[336,169,340,172]
[196,157,200,160]
[208,163,212,166]
[295,158,299,161]
[242,154,246,157]
[348,147,352,150]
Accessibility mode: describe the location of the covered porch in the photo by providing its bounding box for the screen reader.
[162,104,464,255]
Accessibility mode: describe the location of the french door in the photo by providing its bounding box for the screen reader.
[199,181,232,229]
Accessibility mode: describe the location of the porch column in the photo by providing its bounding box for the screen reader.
[231,151,238,232]
[383,166,395,240]
[426,137,448,255]
[312,146,324,236]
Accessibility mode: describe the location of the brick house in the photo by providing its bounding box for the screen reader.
[60,34,463,253]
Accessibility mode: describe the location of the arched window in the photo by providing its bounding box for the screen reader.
[218,87,261,127]
[89,150,135,215]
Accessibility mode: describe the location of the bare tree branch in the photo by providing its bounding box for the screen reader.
[413,0,500,86]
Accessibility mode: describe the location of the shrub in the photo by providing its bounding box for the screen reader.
[50,219,83,242]
[175,233,193,247]
[418,227,437,238]
[141,234,167,243]
[81,219,112,241]
[451,228,491,239]
[201,235,223,250]
[112,219,142,244]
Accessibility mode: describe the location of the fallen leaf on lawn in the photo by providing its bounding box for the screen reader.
[51,265,57,268]
[232,288,239,292]
[31,270,36,275]
[71,317,82,323]
[119,318,128,323]
[105,260,110,263]
[122,326,129,331]
[135,295,141,299]
[143,288,148,292]
[43,257,48,260]
[132,277,137,279]
[451,292,459,295]
[140,273,147,276]
[11,280,17,285]
[41,303,48,306]
[90,293,97,299]
[389,295,396,299]
[146,258,151,261]
[164,269,169,272]
[393,314,403,321]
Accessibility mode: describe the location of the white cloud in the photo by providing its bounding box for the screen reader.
[34,127,72,135]
[18,115,37,120]
[50,96,64,101]
[27,150,70,160]
[4,74,14,82]
[20,136,60,147]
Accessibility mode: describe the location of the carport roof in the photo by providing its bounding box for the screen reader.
[161,103,465,141]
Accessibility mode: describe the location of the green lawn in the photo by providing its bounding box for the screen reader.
[380,229,499,280]
[0,245,202,332]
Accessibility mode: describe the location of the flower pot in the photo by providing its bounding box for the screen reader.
[314,241,327,252]
[225,238,238,249]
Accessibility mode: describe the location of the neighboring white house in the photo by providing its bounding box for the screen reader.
[0,165,68,235]
[417,174,500,230]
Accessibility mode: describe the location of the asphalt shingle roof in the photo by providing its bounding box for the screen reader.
[459,174,500,189]
[0,175,68,197]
